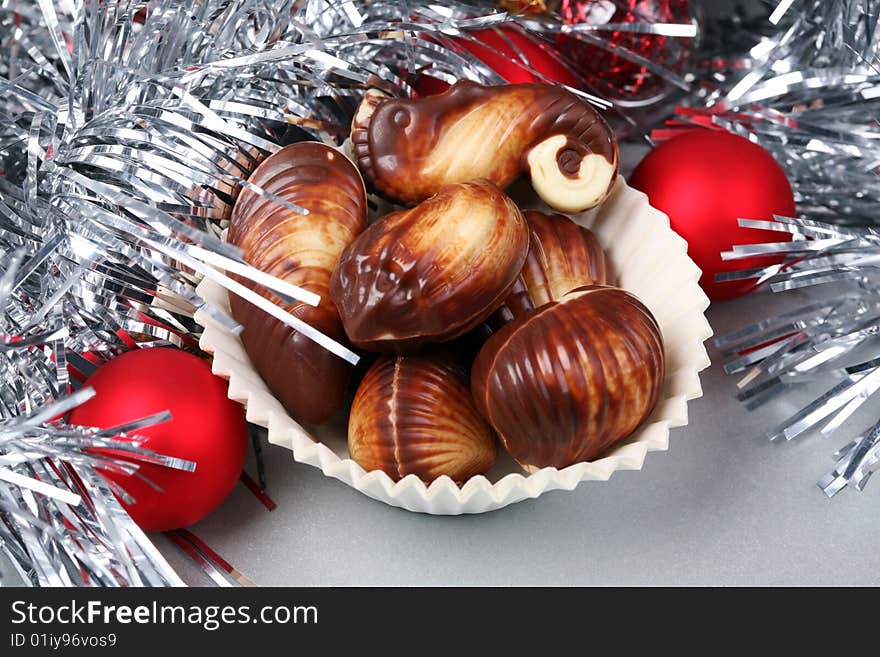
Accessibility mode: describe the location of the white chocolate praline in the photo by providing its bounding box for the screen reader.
[526,134,616,214]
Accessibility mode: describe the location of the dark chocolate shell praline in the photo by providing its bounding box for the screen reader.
[471,286,665,471]
[228,142,367,425]
[348,354,497,483]
[351,81,619,213]
[330,179,530,352]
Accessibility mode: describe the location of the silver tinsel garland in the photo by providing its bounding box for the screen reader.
[696,1,880,495]
[0,1,696,586]
[694,0,880,225]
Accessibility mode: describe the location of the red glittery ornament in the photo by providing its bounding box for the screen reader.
[69,348,248,532]
[629,129,796,302]
[558,0,694,105]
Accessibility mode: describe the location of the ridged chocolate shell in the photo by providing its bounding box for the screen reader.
[471,286,665,471]
[520,210,609,306]
[490,210,610,326]
[348,355,497,483]
[228,142,367,425]
[330,180,529,352]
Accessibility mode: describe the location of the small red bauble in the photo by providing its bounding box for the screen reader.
[69,348,248,532]
[629,129,796,302]
[558,0,695,105]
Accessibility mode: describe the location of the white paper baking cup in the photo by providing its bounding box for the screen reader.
[195,177,713,514]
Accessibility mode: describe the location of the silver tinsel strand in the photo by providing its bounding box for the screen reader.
[705,0,879,225]
[0,1,696,586]
[707,2,880,495]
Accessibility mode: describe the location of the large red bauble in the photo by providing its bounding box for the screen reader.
[414,26,582,96]
[69,348,248,532]
[558,0,694,105]
[629,130,796,302]
[455,26,581,86]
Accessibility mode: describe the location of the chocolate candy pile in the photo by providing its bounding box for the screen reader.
[229,81,665,483]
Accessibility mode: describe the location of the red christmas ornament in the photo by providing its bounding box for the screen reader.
[456,26,582,86]
[629,129,796,302]
[558,0,694,105]
[69,348,248,532]
[415,25,582,96]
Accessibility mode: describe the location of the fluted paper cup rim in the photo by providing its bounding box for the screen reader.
[195,177,713,514]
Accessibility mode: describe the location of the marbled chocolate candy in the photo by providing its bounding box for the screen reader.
[351,81,618,213]
[330,180,529,352]
[348,354,496,483]
[472,286,664,471]
[228,142,367,424]
[491,210,610,326]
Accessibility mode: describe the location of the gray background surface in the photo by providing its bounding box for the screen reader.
[154,287,880,587]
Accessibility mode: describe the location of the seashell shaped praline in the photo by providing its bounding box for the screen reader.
[228,142,367,425]
[330,179,529,352]
[491,210,611,326]
[472,286,665,471]
[348,354,497,483]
